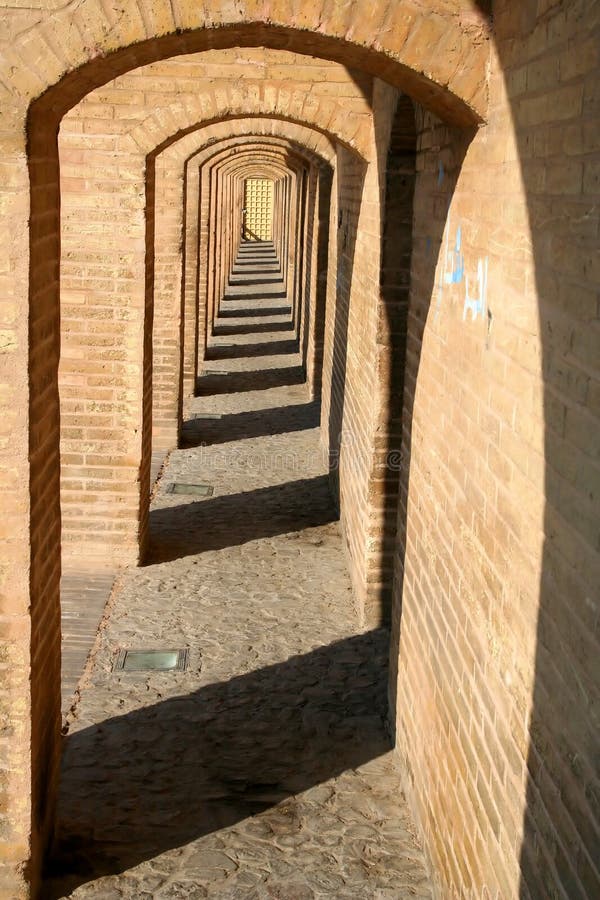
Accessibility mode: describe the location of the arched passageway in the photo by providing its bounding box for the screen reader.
[48,99,435,897]
[0,4,598,900]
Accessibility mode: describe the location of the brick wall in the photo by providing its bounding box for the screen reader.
[180,121,335,407]
[320,140,373,621]
[391,4,600,897]
[0,3,598,897]
[320,79,405,628]
[57,49,372,563]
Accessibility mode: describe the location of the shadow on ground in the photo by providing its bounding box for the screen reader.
[45,630,390,896]
[228,276,284,287]
[217,305,290,319]
[181,401,320,447]
[196,365,305,396]
[213,321,294,336]
[146,476,335,563]
[206,339,299,360]
[221,290,288,302]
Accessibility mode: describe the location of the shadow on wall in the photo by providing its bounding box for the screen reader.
[45,630,391,896]
[374,93,418,623]
[327,151,367,510]
[388,3,599,895]
[307,167,333,400]
[387,107,473,713]
[488,6,600,897]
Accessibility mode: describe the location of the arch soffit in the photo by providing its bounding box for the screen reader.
[128,89,371,161]
[186,141,325,179]
[216,155,303,181]
[162,119,336,167]
[20,6,490,127]
[156,129,333,175]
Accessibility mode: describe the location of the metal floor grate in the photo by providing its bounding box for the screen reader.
[166,482,214,497]
[113,648,189,672]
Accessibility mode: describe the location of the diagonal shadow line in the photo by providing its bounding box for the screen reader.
[146,476,335,564]
[181,401,321,447]
[205,340,299,360]
[45,629,391,896]
[222,290,289,302]
[236,253,277,257]
[237,241,275,250]
[195,366,306,396]
[216,306,291,319]
[230,270,283,279]
[232,261,281,269]
[213,321,294,335]
[228,276,284,287]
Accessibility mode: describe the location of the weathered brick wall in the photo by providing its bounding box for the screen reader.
[299,166,319,395]
[391,4,600,897]
[303,166,333,401]
[152,153,184,452]
[320,79,403,628]
[57,49,372,562]
[0,7,490,895]
[320,141,373,622]
[58,117,149,567]
[1,3,598,898]
[497,3,599,895]
[180,121,334,404]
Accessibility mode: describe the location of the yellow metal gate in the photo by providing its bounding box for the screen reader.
[244,178,273,241]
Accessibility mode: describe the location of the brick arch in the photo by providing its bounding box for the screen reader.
[17,4,490,128]
[0,4,594,899]
[19,30,491,882]
[165,116,336,166]
[57,61,349,558]
[4,21,491,892]
[183,140,312,362]
[186,140,310,358]
[207,148,306,330]
[166,126,334,409]
[150,136,313,456]
[59,119,320,565]
[127,86,372,161]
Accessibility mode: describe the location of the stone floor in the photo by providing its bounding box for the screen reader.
[60,571,117,714]
[47,242,432,899]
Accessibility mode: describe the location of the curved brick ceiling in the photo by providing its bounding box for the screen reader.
[9,1,490,127]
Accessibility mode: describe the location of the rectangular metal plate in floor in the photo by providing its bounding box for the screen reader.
[190,413,223,420]
[166,482,214,497]
[113,648,189,672]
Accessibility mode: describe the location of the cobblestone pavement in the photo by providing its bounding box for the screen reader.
[47,245,432,899]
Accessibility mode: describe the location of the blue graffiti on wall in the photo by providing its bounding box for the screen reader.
[463,257,489,322]
[444,225,464,285]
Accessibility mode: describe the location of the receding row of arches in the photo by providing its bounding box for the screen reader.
[0,4,596,898]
